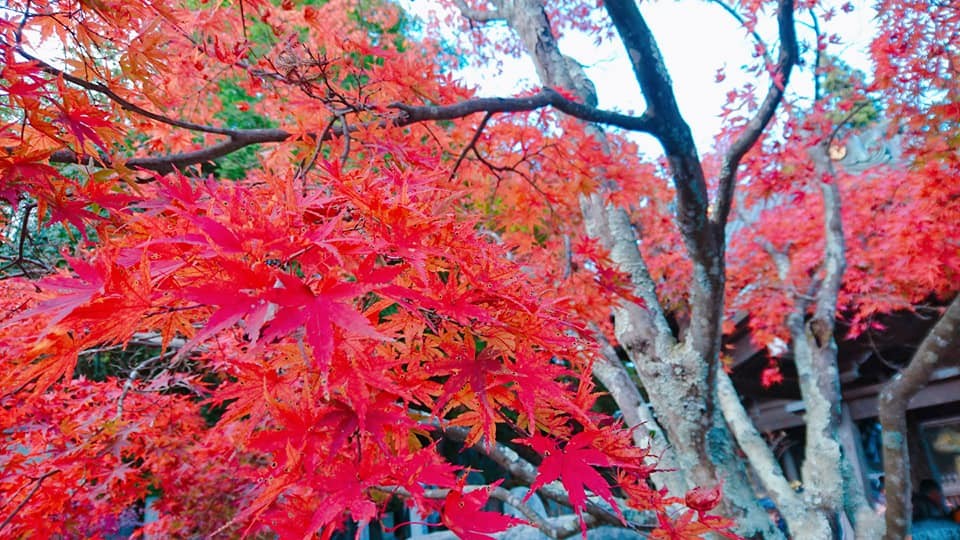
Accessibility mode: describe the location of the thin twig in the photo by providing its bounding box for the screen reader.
[0,469,60,533]
[337,112,351,165]
[471,149,555,215]
[824,102,871,152]
[709,0,774,67]
[450,112,493,180]
[810,9,822,102]
[115,351,174,420]
[10,44,238,137]
[13,0,33,46]
[238,0,248,42]
[0,204,45,277]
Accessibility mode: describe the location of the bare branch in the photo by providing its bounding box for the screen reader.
[450,112,493,179]
[13,0,33,46]
[589,323,687,496]
[295,116,335,189]
[115,351,174,420]
[441,427,644,531]
[716,369,829,535]
[810,9,823,102]
[0,203,49,278]
[46,90,655,175]
[811,153,845,330]
[782,151,845,516]
[880,294,960,539]
[712,0,797,230]
[336,112,351,166]
[0,470,60,533]
[12,45,238,137]
[452,0,504,22]
[48,129,292,176]
[389,89,655,133]
[709,0,774,67]
[605,205,673,340]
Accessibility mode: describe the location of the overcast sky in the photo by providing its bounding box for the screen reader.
[398,0,877,155]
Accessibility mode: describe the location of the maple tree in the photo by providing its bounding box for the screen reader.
[0,0,957,539]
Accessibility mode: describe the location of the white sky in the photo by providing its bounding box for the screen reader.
[398,0,877,155]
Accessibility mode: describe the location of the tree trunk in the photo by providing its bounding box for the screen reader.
[718,369,832,538]
[452,0,793,536]
[879,294,960,539]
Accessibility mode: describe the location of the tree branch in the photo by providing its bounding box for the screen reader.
[11,45,238,137]
[809,9,823,102]
[388,89,655,133]
[880,295,960,539]
[811,150,845,333]
[589,323,686,497]
[46,90,655,175]
[115,351,174,420]
[48,129,293,175]
[709,0,774,67]
[783,150,845,518]
[452,0,504,22]
[604,204,674,341]
[450,112,493,179]
[717,369,830,535]
[712,0,797,230]
[0,470,60,533]
[375,484,561,538]
[604,0,725,445]
[441,427,644,531]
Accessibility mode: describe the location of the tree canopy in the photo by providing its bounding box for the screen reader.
[0,0,957,538]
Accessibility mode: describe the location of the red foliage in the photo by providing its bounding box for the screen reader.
[0,0,956,538]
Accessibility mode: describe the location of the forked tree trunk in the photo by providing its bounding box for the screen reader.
[450,0,791,537]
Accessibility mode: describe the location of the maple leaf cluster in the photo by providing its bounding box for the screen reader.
[0,0,737,538]
[1,0,956,536]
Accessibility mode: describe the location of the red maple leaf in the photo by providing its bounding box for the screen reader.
[441,481,524,540]
[519,431,624,534]
[262,272,386,374]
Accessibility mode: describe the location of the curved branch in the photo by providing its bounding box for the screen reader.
[389,89,655,133]
[12,45,238,137]
[48,130,291,175]
[712,0,797,230]
[0,470,60,533]
[47,90,656,174]
[880,295,960,539]
[450,112,493,178]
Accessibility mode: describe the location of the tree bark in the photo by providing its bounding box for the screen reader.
[474,0,697,495]
[718,369,832,538]
[778,151,846,536]
[879,294,960,539]
[452,0,797,536]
